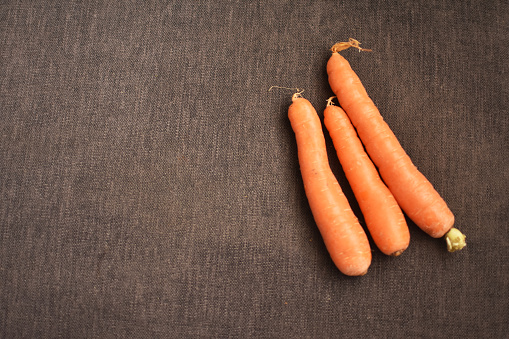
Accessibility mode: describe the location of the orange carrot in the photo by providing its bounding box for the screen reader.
[327,39,465,251]
[288,93,372,276]
[324,97,410,256]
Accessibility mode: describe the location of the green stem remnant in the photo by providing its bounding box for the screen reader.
[445,228,466,252]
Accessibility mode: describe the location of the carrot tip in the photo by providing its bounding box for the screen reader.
[326,96,337,106]
[268,86,305,100]
[445,228,466,252]
[268,85,302,93]
[331,38,372,53]
[291,89,305,101]
[390,249,405,256]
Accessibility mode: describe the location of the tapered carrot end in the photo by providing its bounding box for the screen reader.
[268,86,304,101]
[292,90,304,101]
[445,228,466,252]
[326,96,337,106]
[390,249,405,256]
[358,269,369,276]
[331,38,372,53]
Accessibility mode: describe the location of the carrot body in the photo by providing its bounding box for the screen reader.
[324,102,410,255]
[288,95,371,276]
[327,52,454,238]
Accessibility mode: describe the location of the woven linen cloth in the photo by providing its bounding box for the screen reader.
[1,1,507,338]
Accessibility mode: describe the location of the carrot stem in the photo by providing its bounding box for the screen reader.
[445,228,466,252]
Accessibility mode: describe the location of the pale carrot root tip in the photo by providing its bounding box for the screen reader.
[292,92,301,101]
[358,269,368,276]
[330,38,372,53]
[445,228,466,252]
[390,249,405,256]
[267,86,305,101]
[292,89,305,101]
[268,86,305,99]
[326,96,337,106]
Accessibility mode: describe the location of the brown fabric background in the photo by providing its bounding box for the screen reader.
[1,1,507,338]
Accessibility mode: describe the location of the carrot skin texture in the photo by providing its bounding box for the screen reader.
[327,52,454,238]
[324,104,410,255]
[289,97,372,276]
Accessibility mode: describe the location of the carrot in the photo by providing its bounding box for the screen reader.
[324,97,410,256]
[288,92,372,276]
[326,39,465,251]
